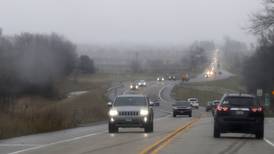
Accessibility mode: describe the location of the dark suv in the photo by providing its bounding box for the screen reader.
[213,93,264,139]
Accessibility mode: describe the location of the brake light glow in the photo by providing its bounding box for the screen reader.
[251,106,263,112]
[217,105,229,112]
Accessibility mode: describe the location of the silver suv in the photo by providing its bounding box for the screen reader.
[107,95,154,133]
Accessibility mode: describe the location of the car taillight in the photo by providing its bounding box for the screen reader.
[217,105,229,112]
[251,106,263,112]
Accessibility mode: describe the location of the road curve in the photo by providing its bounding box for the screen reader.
[0,78,273,154]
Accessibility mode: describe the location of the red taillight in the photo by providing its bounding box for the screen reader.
[251,106,263,112]
[217,105,229,112]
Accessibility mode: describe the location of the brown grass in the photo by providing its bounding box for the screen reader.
[0,75,109,139]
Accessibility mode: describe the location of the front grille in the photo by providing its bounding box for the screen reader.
[119,111,139,116]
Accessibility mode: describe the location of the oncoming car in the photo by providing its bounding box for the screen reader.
[157,77,165,81]
[108,95,154,133]
[172,101,192,117]
[214,93,264,139]
[187,98,199,109]
[130,82,139,90]
[138,80,147,87]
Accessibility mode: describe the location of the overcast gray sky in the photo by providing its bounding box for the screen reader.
[0,0,261,45]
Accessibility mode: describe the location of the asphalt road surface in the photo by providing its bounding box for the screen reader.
[0,77,273,154]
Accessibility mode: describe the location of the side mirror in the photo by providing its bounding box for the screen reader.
[107,102,112,107]
[149,101,154,106]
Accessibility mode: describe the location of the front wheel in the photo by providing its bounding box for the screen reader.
[144,122,154,133]
[189,112,192,117]
[108,123,118,133]
[173,112,176,117]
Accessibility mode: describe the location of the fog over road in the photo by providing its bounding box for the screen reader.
[0,75,273,154]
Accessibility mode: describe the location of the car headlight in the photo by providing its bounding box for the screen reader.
[144,82,146,85]
[130,85,133,88]
[136,85,139,89]
[138,83,141,85]
[109,109,118,116]
[140,109,149,116]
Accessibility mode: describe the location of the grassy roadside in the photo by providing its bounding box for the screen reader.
[0,73,154,139]
[172,76,244,107]
[172,76,274,117]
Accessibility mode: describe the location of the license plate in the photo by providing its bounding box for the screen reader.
[235,111,244,115]
[125,117,132,121]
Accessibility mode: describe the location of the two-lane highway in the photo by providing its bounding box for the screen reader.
[0,79,274,154]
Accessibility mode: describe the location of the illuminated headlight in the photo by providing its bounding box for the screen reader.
[109,109,118,116]
[130,85,133,89]
[144,117,148,123]
[136,85,139,89]
[138,83,141,85]
[157,78,160,81]
[144,82,146,85]
[140,109,149,116]
[162,78,165,81]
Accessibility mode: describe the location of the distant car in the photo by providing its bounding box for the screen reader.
[157,77,165,81]
[187,98,199,109]
[130,82,139,90]
[138,80,147,87]
[168,76,176,80]
[172,101,192,117]
[211,100,220,116]
[181,73,189,82]
[108,94,154,133]
[206,100,220,112]
[213,93,264,139]
[206,101,213,112]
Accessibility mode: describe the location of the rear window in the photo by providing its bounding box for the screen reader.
[114,97,147,106]
[222,96,257,107]
[189,98,198,101]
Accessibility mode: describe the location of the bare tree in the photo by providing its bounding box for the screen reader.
[250,0,274,34]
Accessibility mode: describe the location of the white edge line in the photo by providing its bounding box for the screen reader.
[158,85,167,103]
[0,144,39,147]
[264,138,274,147]
[8,132,105,154]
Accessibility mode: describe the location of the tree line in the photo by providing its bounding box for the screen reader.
[0,30,95,98]
[242,0,274,96]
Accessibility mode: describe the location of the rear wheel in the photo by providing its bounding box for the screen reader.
[255,122,264,139]
[213,120,221,138]
[108,123,118,133]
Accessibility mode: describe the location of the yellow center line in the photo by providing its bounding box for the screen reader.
[139,117,201,154]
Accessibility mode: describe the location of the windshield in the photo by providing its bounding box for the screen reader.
[222,97,257,107]
[175,101,191,106]
[114,97,147,106]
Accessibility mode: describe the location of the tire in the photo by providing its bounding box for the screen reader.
[213,120,221,138]
[255,123,264,139]
[108,123,118,133]
[144,122,153,133]
[189,112,192,117]
[173,112,176,117]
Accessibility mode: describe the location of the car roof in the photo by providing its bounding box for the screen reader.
[224,93,255,98]
[176,101,189,103]
[117,94,146,98]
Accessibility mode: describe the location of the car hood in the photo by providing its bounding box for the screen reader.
[112,106,147,111]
